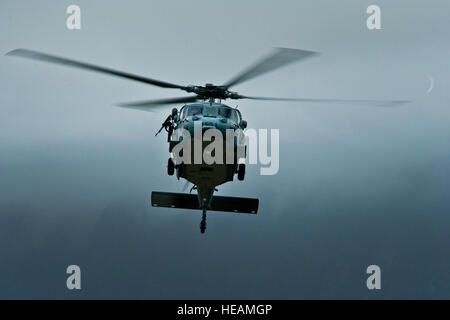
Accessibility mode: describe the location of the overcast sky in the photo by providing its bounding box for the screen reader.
[0,0,449,299]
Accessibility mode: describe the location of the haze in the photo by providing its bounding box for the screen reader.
[0,0,449,298]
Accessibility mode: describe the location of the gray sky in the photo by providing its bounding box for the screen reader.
[0,0,449,299]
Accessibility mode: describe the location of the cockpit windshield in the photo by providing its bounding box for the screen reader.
[218,107,231,118]
[219,107,239,123]
[203,105,218,117]
[186,105,203,116]
[180,105,240,123]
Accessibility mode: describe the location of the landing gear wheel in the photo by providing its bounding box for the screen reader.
[167,158,174,176]
[237,163,246,181]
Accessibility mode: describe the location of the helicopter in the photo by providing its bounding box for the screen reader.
[6,47,409,233]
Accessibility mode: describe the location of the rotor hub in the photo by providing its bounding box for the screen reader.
[185,83,236,100]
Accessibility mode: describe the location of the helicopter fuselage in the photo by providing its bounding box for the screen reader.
[169,102,247,211]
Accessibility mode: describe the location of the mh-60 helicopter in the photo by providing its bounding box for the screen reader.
[6,47,409,233]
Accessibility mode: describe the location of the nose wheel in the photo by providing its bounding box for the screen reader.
[237,163,246,181]
[167,158,174,176]
[200,209,207,234]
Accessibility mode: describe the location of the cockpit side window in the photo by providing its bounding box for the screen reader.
[229,110,239,124]
[180,106,187,120]
[236,109,242,122]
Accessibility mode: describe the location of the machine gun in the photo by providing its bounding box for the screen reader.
[155,114,175,142]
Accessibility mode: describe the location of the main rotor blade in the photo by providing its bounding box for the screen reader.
[6,48,187,90]
[117,96,198,111]
[223,47,318,88]
[239,95,410,107]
